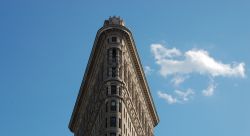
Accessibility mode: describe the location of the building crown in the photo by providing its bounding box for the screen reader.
[104,16,125,26]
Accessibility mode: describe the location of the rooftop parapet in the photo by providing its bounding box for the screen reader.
[104,16,125,26]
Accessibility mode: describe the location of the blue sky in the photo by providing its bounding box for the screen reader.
[0,0,249,136]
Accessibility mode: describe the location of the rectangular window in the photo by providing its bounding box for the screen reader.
[110,132,116,136]
[106,102,108,112]
[111,100,116,111]
[119,118,121,128]
[111,85,117,95]
[119,67,122,78]
[119,102,122,112]
[110,117,116,127]
[107,67,109,77]
[119,87,122,96]
[105,118,107,128]
[112,67,116,77]
[112,48,116,58]
[112,37,117,42]
[107,49,110,63]
[112,48,117,62]
[106,87,109,96]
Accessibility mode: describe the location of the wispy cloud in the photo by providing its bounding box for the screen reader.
[202,79,217,96]
[151,44,182,60]
[151,44,246,78]
[175,89,195,102]
[144,66,154,75]
[158,91,177,104]
[158,89,195,104]
[171,75,188,86]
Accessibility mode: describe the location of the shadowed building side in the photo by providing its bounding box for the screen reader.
[69,16,159,136]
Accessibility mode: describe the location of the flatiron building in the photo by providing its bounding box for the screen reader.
[69,17,159,136]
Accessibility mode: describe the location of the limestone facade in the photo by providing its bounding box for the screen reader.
[69,17,159,136]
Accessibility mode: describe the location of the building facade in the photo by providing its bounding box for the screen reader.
[69,17,159,136]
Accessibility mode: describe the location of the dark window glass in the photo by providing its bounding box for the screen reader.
[105,118,107,128]
[112,48,116,58]
[110,132,116,136]
[107,49,109,62]
[110,117,116,127]
[119,118,121,128]
[119,102,122,112]
[119,87,122,96]
[106,102,108,112]
[112,67,116,77]
[111,85,116,95]
[106,87,109,96]
[112,37,117,42]
[107,67,109,77]
[112,48,117,63]
[111,100,116,111]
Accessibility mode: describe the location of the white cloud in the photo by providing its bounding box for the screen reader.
[175,89,195,101]
[153,43,246,104]
[151,44,246,78]
[171,75,188,86]
[151,44,182,60]
[158,89,195,104]
[144,66,153,75]
[202,80,217,96]
[158,91,177,104]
